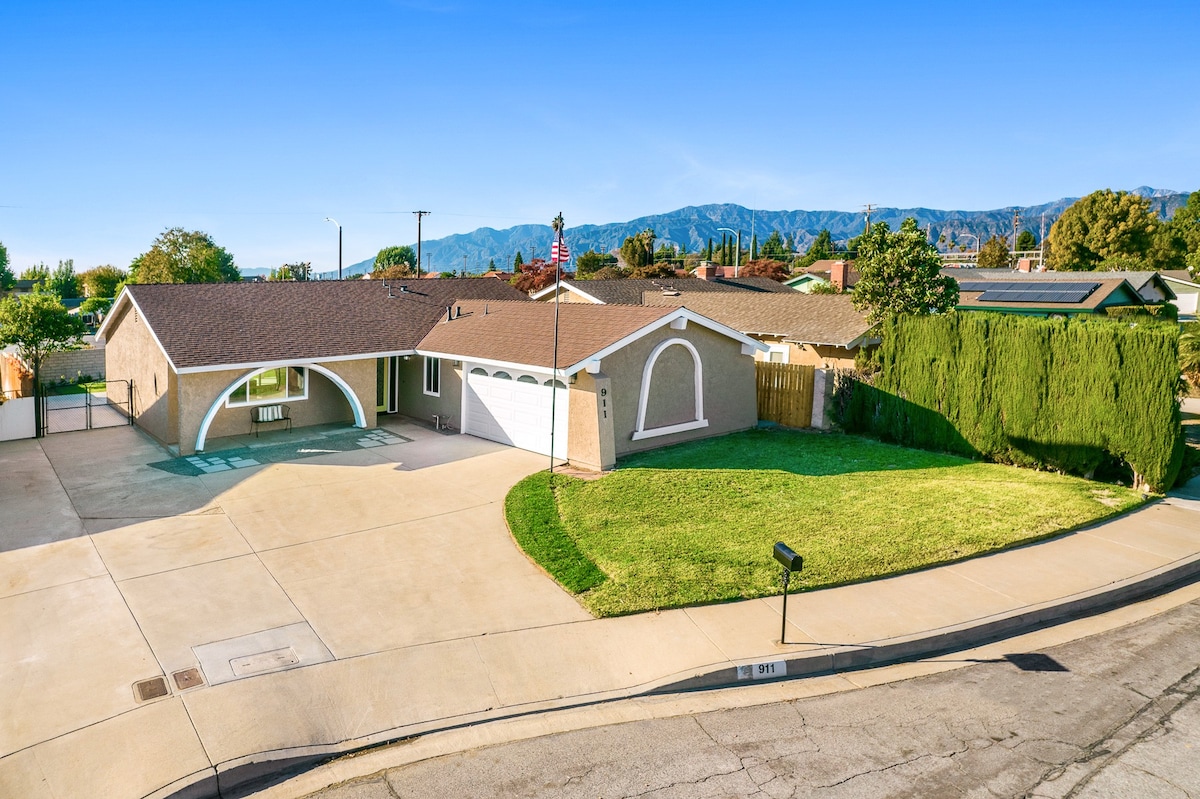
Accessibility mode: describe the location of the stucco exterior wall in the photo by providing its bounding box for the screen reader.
[102,302,178,445]
[176,359,377,454]
[599,323,757,458]
[396,356,463,426]
[566,371,615,471]
[749,335,856,369]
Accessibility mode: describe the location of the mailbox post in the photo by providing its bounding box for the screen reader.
[773,542,803,645]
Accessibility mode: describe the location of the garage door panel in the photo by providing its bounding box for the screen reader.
[465,368,568,458]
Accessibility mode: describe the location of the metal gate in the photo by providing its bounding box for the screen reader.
[39,379,133,435]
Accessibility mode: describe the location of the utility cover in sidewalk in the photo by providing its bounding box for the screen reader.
[133,677,169,702]
[172,667,205,690]
[192,622,333,686]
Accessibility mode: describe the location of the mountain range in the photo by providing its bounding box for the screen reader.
[302,187,1190,279]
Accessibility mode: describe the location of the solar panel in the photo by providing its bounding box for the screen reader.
[965,280,1103,304]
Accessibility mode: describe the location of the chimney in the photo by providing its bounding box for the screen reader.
[831,261,848,291]
[696,261,718,281]
[1016,258,1032,273]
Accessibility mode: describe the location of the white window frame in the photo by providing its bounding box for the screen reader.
[767,344,790,364]
[423,356,441,397]
[225,366,309,408]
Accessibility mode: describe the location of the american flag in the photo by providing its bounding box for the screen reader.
[551,232,569,264]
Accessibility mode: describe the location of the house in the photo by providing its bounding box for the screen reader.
[97,279,765,471]
[530,276,794,305]
[951,276,1146,317]
[642,292,876,368]
[783,260,858,293]
[1161,270,1199,321]
[944,268,1177,306]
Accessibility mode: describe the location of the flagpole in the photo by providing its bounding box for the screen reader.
[550,212,564,474]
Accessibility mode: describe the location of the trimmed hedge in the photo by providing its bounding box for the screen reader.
[842,313,1184,492]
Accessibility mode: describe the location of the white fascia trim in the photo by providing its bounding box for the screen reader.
[530,282,605,304]
[176,350,415,375]
[631,419,709,441]
[421,350,565,378]
[95,289,179,373]
[1162,275,1200,289]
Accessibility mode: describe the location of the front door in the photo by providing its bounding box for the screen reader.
[376,357,399,413]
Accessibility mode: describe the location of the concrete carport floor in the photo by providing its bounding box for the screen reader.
[0,419,588,799]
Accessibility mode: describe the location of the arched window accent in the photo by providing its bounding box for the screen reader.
[470,367,488,376]
[632,337,708,441]
[493,371,512,380]
[517,374,538,384]
[544,379,567,388]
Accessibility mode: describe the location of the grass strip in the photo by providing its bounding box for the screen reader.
[505,471,606,595]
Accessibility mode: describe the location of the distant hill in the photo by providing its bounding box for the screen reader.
[312,187,1190,278]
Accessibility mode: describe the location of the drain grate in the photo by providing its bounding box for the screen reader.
[172,667,205,690]
[133,676,169,702]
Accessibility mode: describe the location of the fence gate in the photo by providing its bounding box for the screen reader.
[39,379,133,435]
[756,362,815,428]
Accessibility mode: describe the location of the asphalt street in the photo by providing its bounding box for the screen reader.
[305,594,1200,799]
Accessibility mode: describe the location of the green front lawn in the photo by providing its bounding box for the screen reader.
[506,429,1146,617]
[45,380,106,395]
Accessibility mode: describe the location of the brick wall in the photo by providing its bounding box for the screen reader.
[42,347,106,382]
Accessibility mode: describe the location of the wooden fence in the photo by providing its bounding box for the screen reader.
[756,362,815,428]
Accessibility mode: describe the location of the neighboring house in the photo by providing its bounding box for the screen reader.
[98,279,764,470]
[531,276,794,305]
[788,260,858,292]
[642,293,876,368]
[950,276,1146,317]
[782,273,829,293]
[1161,270,1199,321]
[944,268,1177,306]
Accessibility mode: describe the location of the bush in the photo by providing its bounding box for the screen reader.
[841,313,1184,492]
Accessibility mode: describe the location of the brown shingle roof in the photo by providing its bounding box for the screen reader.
[416,301,675,370]
[955,279,1139,312]
[117,279,530,370]
[642,293,874,348]
[552,276,793,305]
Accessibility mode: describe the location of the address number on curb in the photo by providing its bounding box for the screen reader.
[736,660,787,680]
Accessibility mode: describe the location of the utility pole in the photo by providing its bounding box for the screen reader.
[1012,209,1021,251]
[863,204,877,235]
[413,210,431,277]
[462,254,467,276]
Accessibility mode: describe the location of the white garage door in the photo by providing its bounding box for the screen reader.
[464,366,569,459]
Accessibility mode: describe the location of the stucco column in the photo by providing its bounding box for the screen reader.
[567,371,616,472]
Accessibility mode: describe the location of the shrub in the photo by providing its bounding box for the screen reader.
[841,313,1184,492]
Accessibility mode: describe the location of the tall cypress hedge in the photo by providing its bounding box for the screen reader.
[843,313,1184,492]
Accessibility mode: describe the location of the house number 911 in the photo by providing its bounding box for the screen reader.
[737,660,787,680]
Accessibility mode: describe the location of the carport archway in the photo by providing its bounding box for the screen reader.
[195,363,367,452]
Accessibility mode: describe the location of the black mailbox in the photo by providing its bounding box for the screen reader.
[774,542,802,572]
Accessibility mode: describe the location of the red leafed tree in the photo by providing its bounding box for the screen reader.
[738,259,789,281]
[510,258,564,293]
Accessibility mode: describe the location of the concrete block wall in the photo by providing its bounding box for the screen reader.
[42,348,106,382]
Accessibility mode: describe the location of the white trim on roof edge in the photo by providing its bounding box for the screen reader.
[176,350,416,375]
[95,288,178,372]
[529,282,605,304]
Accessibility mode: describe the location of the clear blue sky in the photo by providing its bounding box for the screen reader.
[2,0,1198,273]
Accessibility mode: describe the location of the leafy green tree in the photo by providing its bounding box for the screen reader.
[1047,189,1175,271]
[269,262,313,281]
[487,258,496,271]
[79,296,114,318]
[373,246,416,277]
[49,260,79,298]
[1181,321,1200,389]
[620,229,656,269]
[654,242,678,263]
[851,218,959,324]
[749,233,758,261]
[591,266,627,280]
[976,236,1012,269]
[575,249,612,279]
[1016,230,1038,251]
[760,230,789,260]
[513,250,524,270]
[785,233,796,253]
[808,281,840,295]
[0,289,86,429]
[807,229,835,260]
[630,262,675,279]
[78,265,126,297]
[0,241,12,291]
[131,228,239,283]
[705,238,714,260]
[1169,191,1200,258]
[20,264,51,286]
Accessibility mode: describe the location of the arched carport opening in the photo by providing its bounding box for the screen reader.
[195,362,367,452]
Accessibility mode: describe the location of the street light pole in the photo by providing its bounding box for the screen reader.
[324,218,342,280]
[413,211,431,277]
[717,227,741,277]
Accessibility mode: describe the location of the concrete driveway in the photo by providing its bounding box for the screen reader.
[0,419,586,799]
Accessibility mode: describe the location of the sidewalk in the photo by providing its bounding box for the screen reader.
[1,425,1198,799]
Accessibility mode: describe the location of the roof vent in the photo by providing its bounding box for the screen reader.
[454,306,463,318]
[399,284,410,292]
